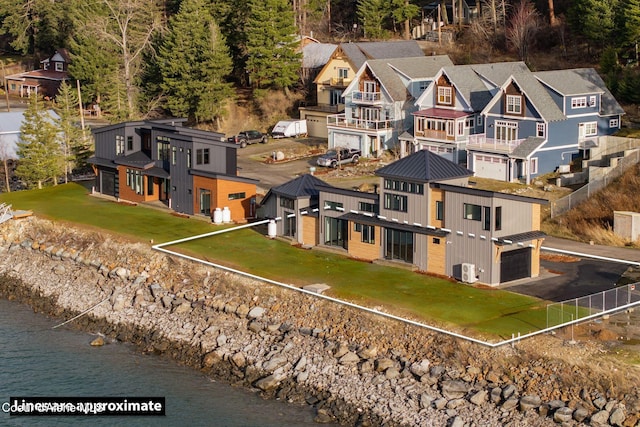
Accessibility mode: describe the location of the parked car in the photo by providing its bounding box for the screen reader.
[227,130,267,148]
[316,147,361,168]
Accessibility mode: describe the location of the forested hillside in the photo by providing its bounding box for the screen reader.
[1,0,640,128]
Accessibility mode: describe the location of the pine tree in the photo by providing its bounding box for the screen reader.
[357,0,390,40]
[245,0,301,91]
[617,0,640,50]
[15,95,63,189]
[157,0,234,125]
[569,0,616,50]
[53,81,87,182]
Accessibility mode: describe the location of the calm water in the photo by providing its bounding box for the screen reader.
[0,298,329,426]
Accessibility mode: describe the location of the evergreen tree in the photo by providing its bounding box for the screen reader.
[390,0,420,40]
[53,81,87,182]
[157,0,234,125]
[245,0,301,91]
[568,0,617,50]
[15,95,63,189]
[616,0,640,50]
[357,0,390,40]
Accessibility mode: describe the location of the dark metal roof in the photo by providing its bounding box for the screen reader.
[340,212,448,236]
[316,184,378,200]
[86,156,116,169]
[113,151,155,169]
[375,150,473,182]
[271,174,331,198]
[189,170,259,185]
[433,183,549,205]
[145,167,170,178]
[494,230,546,246]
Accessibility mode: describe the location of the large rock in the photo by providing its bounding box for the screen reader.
[572,406,590,423]
[441,380,469,399]
[247,306,265,319]
[469,390,488,406]
[255,374,280,391]
[90,336,105,346]
[374,358,394,372]
[553,407,573,423]
[519,395,541,411]
[384,367,400,380]
[590,410,610,425]
[231,352,246,369]
[502,384,517,400]
[339,352,360,365]
[357,347,377,360]
[263,356,288,372]
[409,359,430,378]
[501,397,519,411]
[202,351,222,368]
[293,356,307,372]
[333,343,349,358]
[149,283,163,299]
[609,407,626,426]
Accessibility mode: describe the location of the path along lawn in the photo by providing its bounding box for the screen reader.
[1,183,549,339]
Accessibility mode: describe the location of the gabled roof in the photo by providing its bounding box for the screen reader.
[270,174,331,198]
[339,40,425,70]
[470,62,529,87]
[375,149,473,182]
[364,55,453,102]
[302,43,337,69]
[511,137,546,159]
[535,68,625,117]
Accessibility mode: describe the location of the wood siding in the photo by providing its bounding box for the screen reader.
[192,175,256,222]
[302,216,319,246]
[427,236,446,275]
[429,188,443,228]
[348,224,380,261]
[532,203,540,231]
[117,166,155,203]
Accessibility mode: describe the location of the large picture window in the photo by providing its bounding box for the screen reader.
[354,223,375,244]
[464,203,482,221]
[126,169,143,195]
[384,193,408,212]
[385,229,413,263]
[280,197,294,209]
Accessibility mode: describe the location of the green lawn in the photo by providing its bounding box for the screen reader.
[1,183,551,339]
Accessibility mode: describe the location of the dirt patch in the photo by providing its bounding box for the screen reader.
[540,253,581,263]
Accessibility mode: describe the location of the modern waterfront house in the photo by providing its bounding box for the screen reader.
[88,119,258,222]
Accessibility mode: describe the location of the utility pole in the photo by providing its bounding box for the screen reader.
[1,60,10,112]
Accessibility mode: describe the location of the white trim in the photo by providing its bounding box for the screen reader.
[535,143,579,152]
[565,112,603,119]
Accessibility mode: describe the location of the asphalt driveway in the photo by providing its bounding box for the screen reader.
[506,256,630,302]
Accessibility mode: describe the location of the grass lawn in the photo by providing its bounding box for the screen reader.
[1,183,550,340]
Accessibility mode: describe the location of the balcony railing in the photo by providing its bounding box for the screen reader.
[320,77,351,87]
[351,91,382,104]
[467,134,525,153]
[299,102,344,113]
[327,114,392,130]
[415,129,452,141]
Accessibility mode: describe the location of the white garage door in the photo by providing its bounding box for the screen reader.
[333,133,361,150]
[302,114,327,138]
[474,154,508,180]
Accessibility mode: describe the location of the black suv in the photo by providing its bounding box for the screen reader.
[227,130,267,148]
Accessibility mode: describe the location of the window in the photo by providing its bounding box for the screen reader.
[383,179,423,194]
[506,94,522,115]
[437,86,452,105]
[338,68,348,79]
[385,229,413,263]
[463,203,482,221]
[419,81,429,92]
[589,96,596,107]
[457,121,464,136]
[483,206,491,231]
[199,189,211,215]
[610,119,619,128]
[530,157,538,174]
[127,136,133,151]
[571,97,587,109]
[536,123,546,138]
[354,223,375,244]
[55,62,63,72]
[324,200,344,211]
[495,120,518,141]
[125,169,143,195]
[495,206,502,231]
[171,147,177,165]
[477,115,483,126]
[433,238,441,245]
[157,140,170,162]
[581,122,598,137]
[280,197,294,209]
[228,192,246,200]
[358,202,377,214]
[384,193,408,212]
[187,149,192,168]
[115,135,125,156]
[435,200,443,221]
[465,118,474,129]
[196,148,210,165]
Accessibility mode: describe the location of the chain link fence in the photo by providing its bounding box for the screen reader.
[547,283,640,328]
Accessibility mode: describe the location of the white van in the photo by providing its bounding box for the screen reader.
[271,119,308,138]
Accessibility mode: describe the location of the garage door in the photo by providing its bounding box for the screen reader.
[302,114,327,138]
[500,247,531,283]
[333,133,361,151]
[474,154,508,180]
[100,170,116,197]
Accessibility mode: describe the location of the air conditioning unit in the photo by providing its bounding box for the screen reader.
[461,263,477,283]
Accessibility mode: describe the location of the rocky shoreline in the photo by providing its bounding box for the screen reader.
[1,217,639,426]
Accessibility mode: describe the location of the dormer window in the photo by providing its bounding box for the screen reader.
[571,97,586,109]
[506,94,522,115]
[55,62,63,72]
[437,86,452,105]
